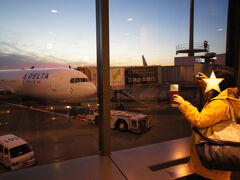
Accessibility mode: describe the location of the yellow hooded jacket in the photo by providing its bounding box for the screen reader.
[178,88,240,180]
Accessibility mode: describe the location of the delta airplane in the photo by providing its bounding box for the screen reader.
[0,67,97,103]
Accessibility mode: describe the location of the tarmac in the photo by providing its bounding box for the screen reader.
[0,89,239,179]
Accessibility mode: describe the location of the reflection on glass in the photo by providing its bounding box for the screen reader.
[110,0,228,151]
[0,0,229,176]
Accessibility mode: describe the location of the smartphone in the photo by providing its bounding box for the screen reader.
[195,74,202,80]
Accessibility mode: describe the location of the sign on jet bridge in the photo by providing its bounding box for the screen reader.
[125,66,160,85]
[110,68,125,90]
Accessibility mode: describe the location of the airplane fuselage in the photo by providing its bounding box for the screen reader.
[0,68,97,103]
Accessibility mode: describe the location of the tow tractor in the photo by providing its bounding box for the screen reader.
[75,108,151,134]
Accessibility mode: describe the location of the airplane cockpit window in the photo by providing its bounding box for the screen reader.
[81,78,89,82]
[70,78,75,83]
[75,78,81,83]
[70,78,90,83]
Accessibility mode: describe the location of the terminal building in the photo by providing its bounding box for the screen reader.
[174,53,226,66]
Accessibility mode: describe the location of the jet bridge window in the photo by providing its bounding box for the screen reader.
[70,78,89,83]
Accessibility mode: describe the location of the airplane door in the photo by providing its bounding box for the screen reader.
[65,76,74,100]
[69,78,74,97]
[51,77,57,92]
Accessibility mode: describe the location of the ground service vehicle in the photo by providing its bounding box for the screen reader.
[0,134,36,170]
[84,108,151,134]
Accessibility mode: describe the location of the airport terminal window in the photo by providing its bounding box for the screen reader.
[0,0,230,175]
[0,0,98,174]
[109,0,228,152]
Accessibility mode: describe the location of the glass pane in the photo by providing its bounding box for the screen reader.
[0,0,98,173]
[109,0,228,150]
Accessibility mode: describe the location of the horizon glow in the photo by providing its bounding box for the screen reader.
[0,0,228,69]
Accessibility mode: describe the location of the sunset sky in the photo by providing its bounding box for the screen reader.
[0,0,228,69]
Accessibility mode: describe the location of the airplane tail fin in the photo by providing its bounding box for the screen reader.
[142,55,148,66]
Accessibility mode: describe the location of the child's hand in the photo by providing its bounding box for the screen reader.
[172,94,185,105]
[198,72,208,79]
[195,72,208,91]
[194,72,208,81]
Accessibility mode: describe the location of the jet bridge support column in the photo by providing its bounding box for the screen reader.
[96,0,111,155]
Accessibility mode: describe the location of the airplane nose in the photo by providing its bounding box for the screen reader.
[86,83,97,96]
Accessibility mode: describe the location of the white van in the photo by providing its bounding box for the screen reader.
[0,134,36,170]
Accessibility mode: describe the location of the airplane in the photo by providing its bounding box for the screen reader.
[0,67,97,103]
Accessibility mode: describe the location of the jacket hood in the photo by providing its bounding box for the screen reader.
[212,88,240,118]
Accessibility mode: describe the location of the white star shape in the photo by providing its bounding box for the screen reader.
[203,71,224,93]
